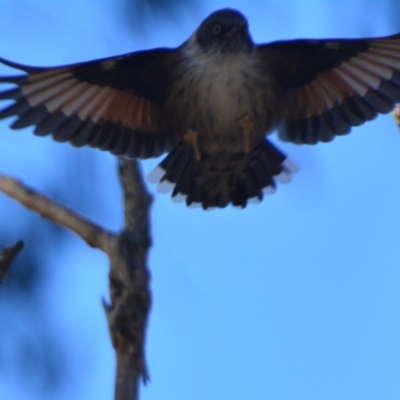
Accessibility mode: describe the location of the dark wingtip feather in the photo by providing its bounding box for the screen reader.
[0,57,43,73]
[0,87,23,100]
[0,99,31,120]
[0,75,28,84]
[10,106,48,130]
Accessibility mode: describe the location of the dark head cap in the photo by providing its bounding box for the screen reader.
[196,9,253,54]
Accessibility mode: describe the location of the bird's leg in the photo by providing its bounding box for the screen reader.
[239,114,254,154]
[184,129,201,161]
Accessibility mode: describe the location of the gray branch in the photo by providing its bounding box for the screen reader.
[0,240,24,283]
[0,159,152,400]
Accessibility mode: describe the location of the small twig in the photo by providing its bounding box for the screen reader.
[0,240,24,283]
[392,105,400,128]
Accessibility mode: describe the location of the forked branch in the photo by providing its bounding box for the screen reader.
[0,158,152,400]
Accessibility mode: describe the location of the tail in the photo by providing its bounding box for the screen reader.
[147,138,299,209]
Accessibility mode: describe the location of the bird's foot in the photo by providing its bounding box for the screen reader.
[239,114,254,154]
[184,129,201,161]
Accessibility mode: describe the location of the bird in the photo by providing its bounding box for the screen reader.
[0,8,400,210]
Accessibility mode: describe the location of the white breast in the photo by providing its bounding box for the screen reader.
[205,61,247,114]
[167,43,279,151]
[188,56,253,132]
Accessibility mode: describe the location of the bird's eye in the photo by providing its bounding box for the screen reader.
[212,24,222,35]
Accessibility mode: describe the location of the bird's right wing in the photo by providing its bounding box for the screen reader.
[258,34,400,144]
[0,48,179,158]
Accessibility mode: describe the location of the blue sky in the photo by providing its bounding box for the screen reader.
[0,1,400,399]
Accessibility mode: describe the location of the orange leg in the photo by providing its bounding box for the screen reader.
[239,114,254,154]
[184,129,201,161]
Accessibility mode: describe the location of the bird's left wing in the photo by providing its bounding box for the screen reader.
[0,48,179,158]
[258,34,400,144]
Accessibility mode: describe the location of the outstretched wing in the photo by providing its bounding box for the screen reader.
[0,48,179,158]
[258,34,400,144]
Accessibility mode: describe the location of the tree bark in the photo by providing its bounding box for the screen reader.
[0,158,152,400]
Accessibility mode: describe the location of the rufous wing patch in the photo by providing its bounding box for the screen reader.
[0,49,177,158]
[20,69,161,132]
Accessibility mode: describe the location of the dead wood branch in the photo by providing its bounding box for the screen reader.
[0,158,152,400]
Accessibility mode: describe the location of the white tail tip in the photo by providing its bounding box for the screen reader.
[283,157,300,174]
[172,193,186,203]
[157,179,174,194]
[146,166,165,184]
[247,196,262,204]
[262,185,277,195]
[275,171,292,184]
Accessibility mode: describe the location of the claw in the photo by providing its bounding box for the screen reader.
[183,129,201,160]
[239,114,254,154]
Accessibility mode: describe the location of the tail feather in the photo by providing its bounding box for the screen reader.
[146,138,299,209]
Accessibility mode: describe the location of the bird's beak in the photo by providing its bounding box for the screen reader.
[224,26,245,39]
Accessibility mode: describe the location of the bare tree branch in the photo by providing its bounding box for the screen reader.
[105,159,153,399]
[0,240,24,283]
[0,159,153,400]
[0,174,115,251]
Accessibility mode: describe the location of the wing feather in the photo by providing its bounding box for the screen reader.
[0,48,178,158]
[259,34,400,143]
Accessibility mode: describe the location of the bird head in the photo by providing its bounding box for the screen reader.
[195,9,254,55]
